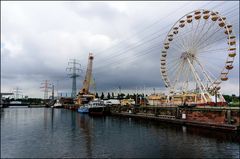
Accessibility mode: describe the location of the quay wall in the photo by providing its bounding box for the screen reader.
[183,108,239,126]
[110,106,240,130]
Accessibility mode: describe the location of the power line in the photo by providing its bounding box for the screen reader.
[95,1,217,60]
[94,1,198,59]
[93,7,238,74]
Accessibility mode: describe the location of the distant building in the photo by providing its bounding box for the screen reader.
[147,93,167,106]
[120,99,135,106]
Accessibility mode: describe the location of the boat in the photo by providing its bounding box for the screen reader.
[77,99,110,115]
[88,105,110,116]
[10,101,22,104]
[51,100,63,108]
[77,105,89,113]
[88,99,110,115]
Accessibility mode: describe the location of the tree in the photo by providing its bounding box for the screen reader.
[100,92,104,99]
[107,92,111,99]
[117,93,124,99]
[117,93,120,99]
[111,92,114,99]
[126,93,130,99]
[223,95,231,103]
[95,92,99,98]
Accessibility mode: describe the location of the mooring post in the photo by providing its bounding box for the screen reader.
[227,110,231,124]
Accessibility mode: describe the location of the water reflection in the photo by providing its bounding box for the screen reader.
[77,114,92,158]
[1,108,239,158]
[51,108,54,129]
[44,108,48,129]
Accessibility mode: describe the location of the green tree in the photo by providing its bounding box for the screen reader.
[126,93,130,99]
[107,92,111,99]
[223,94,231,103]
[100,92,104,100]
[95,92,99,98]
[111,92,114,99]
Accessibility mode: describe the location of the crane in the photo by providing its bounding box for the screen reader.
[76,53,95,105]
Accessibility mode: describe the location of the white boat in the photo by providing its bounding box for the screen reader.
[77,100,102,113]
[88,99,110,115]
[77,99,110,115]
[10,101,22,104]
[51,100,63,108]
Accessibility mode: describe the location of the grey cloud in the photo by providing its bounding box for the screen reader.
[1,1,239,97]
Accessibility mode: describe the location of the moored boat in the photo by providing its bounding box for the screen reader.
[77,105,89,113]
[88,105,110,116]
[51,100,63,108]
[77,99,110,115]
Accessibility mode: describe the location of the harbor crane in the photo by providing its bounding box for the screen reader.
[76,53,95,105]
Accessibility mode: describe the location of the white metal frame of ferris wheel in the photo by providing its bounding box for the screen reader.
[161,9,236,104]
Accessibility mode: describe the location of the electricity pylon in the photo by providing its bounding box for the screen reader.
[40,80,52,99]
[13,87,22,99]
[66,59,81,98]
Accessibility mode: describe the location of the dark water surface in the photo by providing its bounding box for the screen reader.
[1,108,239,158]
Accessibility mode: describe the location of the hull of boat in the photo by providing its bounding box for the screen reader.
[89,106,110,115]
[77,107,89,113]
[51,105,63,108]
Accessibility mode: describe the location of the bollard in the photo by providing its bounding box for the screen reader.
[227,110,231,124]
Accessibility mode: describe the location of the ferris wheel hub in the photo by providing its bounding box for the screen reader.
[180,52,195,60]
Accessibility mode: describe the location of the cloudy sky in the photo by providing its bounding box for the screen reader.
[1,1,239,98]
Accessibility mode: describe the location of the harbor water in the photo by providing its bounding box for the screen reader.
[1,108,239,158]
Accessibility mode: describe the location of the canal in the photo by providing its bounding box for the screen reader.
[1,108,239,158]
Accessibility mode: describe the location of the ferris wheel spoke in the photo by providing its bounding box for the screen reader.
[194,58,215,84]
[194,57,220,84]
[169,42,185,52]
[168,47,184,56]
[191,19,201,48]
[167,61,183,76]
[171,38,186,51]
[197,48,227,54]
[171,60,185,90]
[195,26,222,50]
[183,65,192,92]
[172,35,187,51]
[192,19,207,49]
[197,35,227,52]
[167,59,183,76]
[181,64,190,91]
[183,23,195,51]
[196,29,222,48]
[192,20,216,50]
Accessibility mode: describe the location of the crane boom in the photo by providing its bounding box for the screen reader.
[76,53,95,105]
[81,53,94,94]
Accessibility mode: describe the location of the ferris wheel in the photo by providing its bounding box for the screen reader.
[160,9,236,102]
